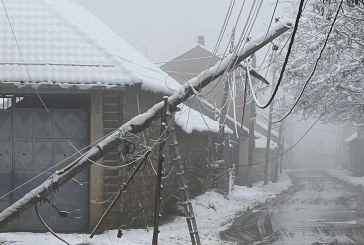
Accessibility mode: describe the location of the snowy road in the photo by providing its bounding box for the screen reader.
[221,170,364,244]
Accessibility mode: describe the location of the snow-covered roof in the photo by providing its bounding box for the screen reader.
[175,104,233,135]
[255,131,278,149]
[344,132,357,143]
[0,0,180,93]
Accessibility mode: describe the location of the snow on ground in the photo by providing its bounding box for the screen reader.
[328,168,364,188]
[0,174,292,245]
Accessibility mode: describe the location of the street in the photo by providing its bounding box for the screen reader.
[220,170,364,244]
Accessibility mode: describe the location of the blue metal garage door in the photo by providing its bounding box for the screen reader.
[0,108,89,232]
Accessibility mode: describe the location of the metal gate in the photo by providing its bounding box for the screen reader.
[0,108,90,232]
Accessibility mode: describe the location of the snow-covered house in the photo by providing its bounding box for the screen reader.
[0,0,234,232]
[160,40,283,185]
[343,129,364,177]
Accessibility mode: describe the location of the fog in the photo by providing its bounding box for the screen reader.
[284,116,344,170]
[70,0,286,64]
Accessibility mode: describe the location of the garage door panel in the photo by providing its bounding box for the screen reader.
[12,171,37,200]
[13,141,33,170]
[0,142,11,170]
[7,108,89,232]
[13,207,34,231]
[54,141,88,167]
[54,171,89,202]
[0,202,12,231]
[52,201,89,231]
[0,172,12,202]
[33,110,52,139]
[0,111,11,140]
[14,110,33,139]
[54,111,88,140]
[33,202,57,231]
[34,140,53,170]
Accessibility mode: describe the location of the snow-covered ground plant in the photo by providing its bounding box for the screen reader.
[273,0,364,125]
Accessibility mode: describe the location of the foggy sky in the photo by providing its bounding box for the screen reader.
[70,0,285,64]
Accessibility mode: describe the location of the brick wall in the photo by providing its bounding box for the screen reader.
[98,85,223,230]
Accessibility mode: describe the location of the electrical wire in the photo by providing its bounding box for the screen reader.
[204,90,340,173]
[204,0,236,73]
[251,0,306,109]
[200,0,248,98]
[35,203,70,245]
[262,0,344,123]
[1,0,50,113]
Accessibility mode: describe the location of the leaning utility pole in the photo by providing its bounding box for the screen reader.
[0,19,292,228]
[247,54,256,188]
[263,45,278,185]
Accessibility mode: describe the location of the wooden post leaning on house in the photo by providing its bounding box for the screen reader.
[89,150,151,238]
[0,19,293,228]
[152,97,169,245]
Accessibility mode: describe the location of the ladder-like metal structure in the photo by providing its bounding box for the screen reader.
[166,117,201,245]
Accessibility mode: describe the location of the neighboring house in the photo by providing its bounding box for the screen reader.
[160,39,280,185]
[0,0,233,232]
[344,129,364,177]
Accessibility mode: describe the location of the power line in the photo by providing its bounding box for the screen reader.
[204,0,236,73]
[262,0,344,123]
[250,0,306,109]
[203,90,340,173]
[1,0,50,113]
[200,0,248,98]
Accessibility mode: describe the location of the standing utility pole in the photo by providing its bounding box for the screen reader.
[264,45,278,185]
[279,92,287,174]
[152,97,168,245]
[273,119,283,183]
[247,54,256,188]
[215,28,235,192]
[279,135,284,174]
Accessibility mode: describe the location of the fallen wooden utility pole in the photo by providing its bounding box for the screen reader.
[0,19,292,228]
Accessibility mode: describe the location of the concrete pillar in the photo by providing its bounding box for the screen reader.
[89,93,104,230]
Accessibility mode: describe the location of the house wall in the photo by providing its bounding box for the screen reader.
[89,93,104,229]
[96,85,227,230]
[349,139,364,177]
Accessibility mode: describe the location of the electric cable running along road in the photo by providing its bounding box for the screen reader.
[254,0,344,123]
[204,90,341,185]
